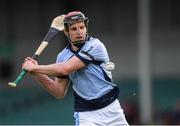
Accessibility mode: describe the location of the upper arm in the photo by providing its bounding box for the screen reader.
[63,55,86,74]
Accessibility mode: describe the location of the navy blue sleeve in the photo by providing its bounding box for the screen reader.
[75,53,92,65]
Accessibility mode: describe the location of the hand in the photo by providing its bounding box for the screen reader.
[22,57,38,72]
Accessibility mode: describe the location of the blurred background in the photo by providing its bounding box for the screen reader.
[0,0,179,125]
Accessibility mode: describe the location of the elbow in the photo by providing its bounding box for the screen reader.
[55,94,66,100]
[54,91,67,100]
[57,64,71,76]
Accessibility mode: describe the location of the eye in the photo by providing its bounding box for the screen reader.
[80,26,85,29]
[71,27,77,31]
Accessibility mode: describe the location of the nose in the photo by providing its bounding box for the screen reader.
[77,28,81,34]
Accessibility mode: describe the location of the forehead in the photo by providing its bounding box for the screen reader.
[69,21,86,28]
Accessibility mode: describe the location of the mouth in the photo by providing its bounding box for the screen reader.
[75,37,84,41]
[76,36,83,39]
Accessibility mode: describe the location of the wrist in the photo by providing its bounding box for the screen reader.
[33,65,38,72]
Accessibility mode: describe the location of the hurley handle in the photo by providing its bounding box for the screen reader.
[8,55,38,87]
[10,69,27,87]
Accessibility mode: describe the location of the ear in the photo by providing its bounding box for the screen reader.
[63,29,69,37]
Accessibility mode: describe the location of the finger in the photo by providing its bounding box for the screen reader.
[27,57,38,64]
[24,57,29,62]
[27,57,33,60]
[27,57,36,62]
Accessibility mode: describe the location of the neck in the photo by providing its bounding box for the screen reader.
[71,44,79,51]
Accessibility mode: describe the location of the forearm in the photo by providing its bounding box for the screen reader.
[23,56,86,77]
[33,73,68,99]
[33,73,55,89]
[34,63,69,76]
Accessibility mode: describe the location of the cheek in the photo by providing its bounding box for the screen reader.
[69,33,76,40]
[82,30,87,36]
[84,29,87,33]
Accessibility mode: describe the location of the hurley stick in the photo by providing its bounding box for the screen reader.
[8,15,65,87]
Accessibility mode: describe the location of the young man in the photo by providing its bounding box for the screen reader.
[23,11,129,125]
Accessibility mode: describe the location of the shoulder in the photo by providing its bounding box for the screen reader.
[77,37,109,62]
[88,37,104,46]
[57,47,68,57]
[82,37,106,51]
[56,47,70,63]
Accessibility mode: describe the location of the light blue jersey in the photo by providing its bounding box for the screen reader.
[56,37,117,101]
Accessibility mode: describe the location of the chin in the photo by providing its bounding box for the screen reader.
[74,40,84,43]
